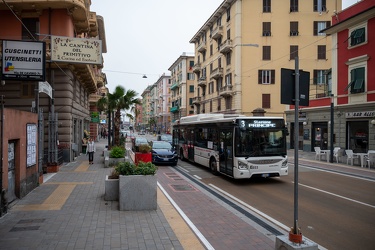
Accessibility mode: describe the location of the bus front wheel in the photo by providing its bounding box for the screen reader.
[210,158,218,175]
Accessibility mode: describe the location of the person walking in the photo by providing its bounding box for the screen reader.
[86,137,96,164]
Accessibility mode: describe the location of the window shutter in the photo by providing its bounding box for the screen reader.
[258,70,262,84]
[313,21,318,36]
[271,70,275,84]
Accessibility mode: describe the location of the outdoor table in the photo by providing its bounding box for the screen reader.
[353,152,367,168]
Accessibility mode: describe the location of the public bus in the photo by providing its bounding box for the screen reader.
[172,114,288,179]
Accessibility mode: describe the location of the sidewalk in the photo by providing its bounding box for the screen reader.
[0,140,373,250]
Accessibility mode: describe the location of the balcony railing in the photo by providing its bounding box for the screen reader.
[170,82,179,90]
[197,41,207,53]
[220,39,232,54]
[198,77,207,87]
[219,85,234,96]
[170,106,179,113]
[192,97,201,105]
[212,26,223,40]
[192,63,201,73]
[210,67,223,79]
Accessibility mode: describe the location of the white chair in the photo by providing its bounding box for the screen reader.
[345,149,360,165]
[333,147,341,163]
[314,147,326,161]
[366,151,375,169]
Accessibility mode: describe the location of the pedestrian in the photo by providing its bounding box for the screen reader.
[86,137,96,164]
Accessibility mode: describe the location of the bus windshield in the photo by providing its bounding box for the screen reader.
[235,120,286,157]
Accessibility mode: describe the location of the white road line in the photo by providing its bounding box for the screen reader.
[157,182,215,250]
[296,182,375,209]
[209,184,290,232]
[194,175,202,180]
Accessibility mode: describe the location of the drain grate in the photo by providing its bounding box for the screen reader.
[10,226,40,232]
[17,219,45,224]
[170,184,196,192]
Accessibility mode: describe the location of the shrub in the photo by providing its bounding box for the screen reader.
[110,146,125,158]
[138,144,151,153]
[115,161,157,176]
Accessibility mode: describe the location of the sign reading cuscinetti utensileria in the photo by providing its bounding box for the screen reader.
[51,36,102,65]
[1,40,46,81]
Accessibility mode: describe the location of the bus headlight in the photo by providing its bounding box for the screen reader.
[238,161,248,170]
[282,159,288,167]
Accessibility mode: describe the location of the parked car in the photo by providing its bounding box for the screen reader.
[133,137,149,152]
[160,134,173,144]
[138,130,146,135]
[150,140,178,166]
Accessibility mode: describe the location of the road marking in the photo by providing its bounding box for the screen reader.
[297,182,375,209]
[75,161,90,172]
[158,182,214,250]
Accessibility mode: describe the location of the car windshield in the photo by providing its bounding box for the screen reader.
[135,138,148,144]
[152,142,172,150]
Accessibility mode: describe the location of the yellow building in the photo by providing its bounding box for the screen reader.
[190,0,342,117]
[168,53,196,121]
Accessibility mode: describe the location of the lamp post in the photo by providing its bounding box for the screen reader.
[330,94,334,163]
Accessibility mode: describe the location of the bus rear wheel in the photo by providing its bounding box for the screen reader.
[210,158,218,175]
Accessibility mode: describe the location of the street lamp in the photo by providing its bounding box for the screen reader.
[330,94,334,163]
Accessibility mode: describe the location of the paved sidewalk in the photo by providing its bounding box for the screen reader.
[1,139,373,250]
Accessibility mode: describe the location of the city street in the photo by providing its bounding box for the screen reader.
[175,154,375,250]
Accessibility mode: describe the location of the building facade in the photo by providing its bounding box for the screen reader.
[285,0,375,152]
[168,53,195,122]
[189,0,341,118]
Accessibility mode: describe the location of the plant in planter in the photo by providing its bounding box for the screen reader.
[108,146,126,167]
[135,144,152,165]
[115,161,158,211]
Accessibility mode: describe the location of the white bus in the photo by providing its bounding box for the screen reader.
[172,114,288,179]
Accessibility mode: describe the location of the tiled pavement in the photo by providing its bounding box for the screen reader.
[0,139,373,250]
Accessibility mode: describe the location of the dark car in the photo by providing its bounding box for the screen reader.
[150,140,178,166]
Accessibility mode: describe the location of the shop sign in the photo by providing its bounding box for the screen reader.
[345,111,375,118]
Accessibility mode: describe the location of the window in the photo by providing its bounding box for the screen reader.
[313,0,327,12]
[317,45,326,60]
[210,100,213,112]
[209,81,214,94]
[22,18,39,40]
[187,73,195,80]
[350,27,366,47]
[217,99,221,111]
[313,70,326,85]
[263,0,271,13]
[262,22,271,36]
[226,7,231,22]
[189,85,194,93]
[21,83,36,98]
[217,16,222,26]
[290,22,299,36]
[210,44,213,56]
[227,29,231,40]
[346,67,365,94]
[258,70,275,84]
[314,21,330,36]
[290,0,298,12]
[226,51,231,65]
[225,73,232,85]
[262,94,271,109]
[290,45,298,60]
[216,78,222,92]
[225,96,232,110]
[263,46,271,60]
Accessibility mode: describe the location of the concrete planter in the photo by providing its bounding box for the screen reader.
[119,174,157,211]
[104,175,119,201]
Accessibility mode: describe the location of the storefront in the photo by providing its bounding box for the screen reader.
[345,111,374,153]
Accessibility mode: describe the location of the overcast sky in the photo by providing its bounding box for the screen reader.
[90,0,360,98]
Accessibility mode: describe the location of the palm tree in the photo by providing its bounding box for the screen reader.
[97,86,140,147]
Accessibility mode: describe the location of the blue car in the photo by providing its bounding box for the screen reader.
[150,141,178,166]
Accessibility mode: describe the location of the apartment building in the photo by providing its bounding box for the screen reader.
[154,74,171,133]
[168,53,195,122]
[285,0,375,153]
[189,0,341,119]
[141,85,152,132]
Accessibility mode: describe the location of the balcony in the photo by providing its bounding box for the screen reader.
[89,93,102,104]
[210,67,223,80]
[89,12,99,37]
[198,77,207,87]
[193,63,201,73]
[170,106,179,113]
[96,73,105,88]
[170,82,179,90]
[220,39,232,54]
[212,26,223,40]
[219,85,234,97]
[197,41,207,53]
[192,97,201,105]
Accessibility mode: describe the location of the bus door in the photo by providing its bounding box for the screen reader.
[219,129,233,176]
[188,129,195,161]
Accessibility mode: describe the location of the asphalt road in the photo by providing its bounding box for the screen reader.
[177,160,375,250]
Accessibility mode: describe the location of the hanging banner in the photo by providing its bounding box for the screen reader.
[39,81,52,99]
[51,36,102,65]
[1,40,46,81]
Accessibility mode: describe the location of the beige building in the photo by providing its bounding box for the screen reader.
[168,53,196,121]
[189,0,342,117]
